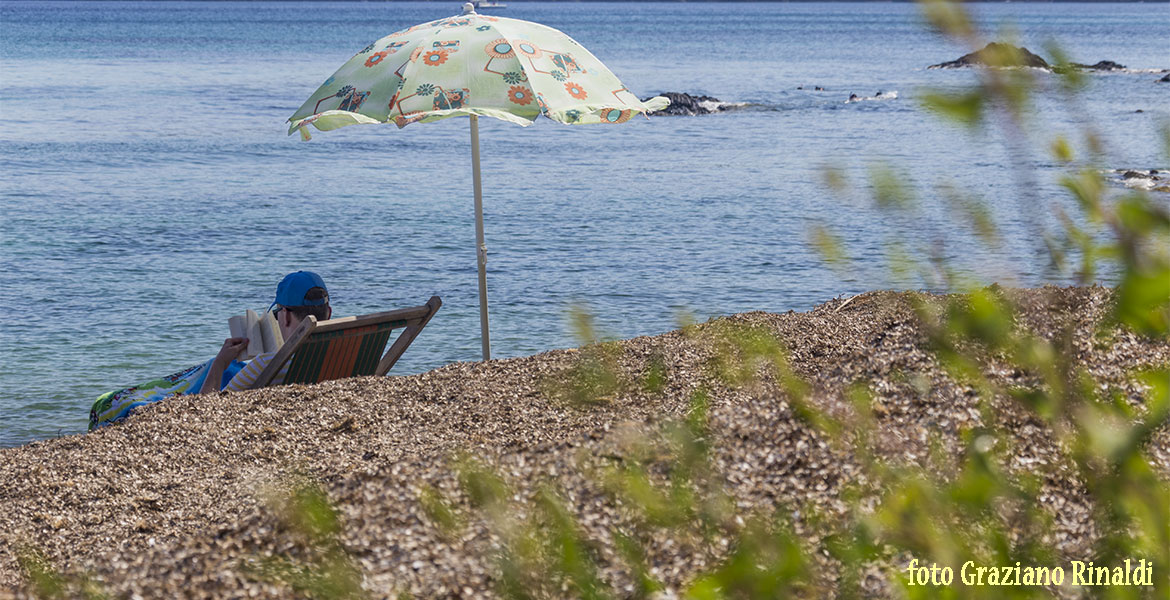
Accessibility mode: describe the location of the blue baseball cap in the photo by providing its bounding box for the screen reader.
[269,271,329,312]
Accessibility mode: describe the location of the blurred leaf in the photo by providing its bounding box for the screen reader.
[613,530,663,598]
[1054,206,1096,282]
[1076,403,1132,460]
[549,306,627,406]
[456,454,512,511]
[685,387,711,442]
[286,480,343,542]
[569,304,601,345]
[553,341,625,407]
[248,553,365,600]
[822,165,848,193]
[16,546,66,600]
[418,484,462,538]
[869,164,916,211]
[1086,130,1105,157]
[246,477,366,600]
[1049,136,1074,163]
[919,0,974,38]
[885,240,918,286]
[921,90,984,128]
[534,488,609,600]
[684,518,811,599]
[809,225,849,270]
[674,308,698,330]
[1116,194,1170,237]
[1161,121,1170,161]
[997,69,1035,118]
[1115,263,1170,336]
[1044,41,1088,91]
[642,352,668,395]
[941,184,1000,244]
[1059,169,1105,221]
[946,288,1015,349]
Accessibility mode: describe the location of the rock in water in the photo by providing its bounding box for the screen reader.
[929,42,1051,69]
[1115,169,1169,193]
[643,92,724,116]
[1071,60,1126,71]
[1159,73,1170,83]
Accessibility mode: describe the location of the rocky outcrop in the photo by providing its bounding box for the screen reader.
[643,92,728,116]
[929,43,1131,74]
[929,42,1050,69]
[1159,73,1170,83]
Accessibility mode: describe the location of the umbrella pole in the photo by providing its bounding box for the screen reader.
[470,115,491,361]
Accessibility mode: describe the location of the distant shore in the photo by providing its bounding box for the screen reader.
[2,286,1166,598]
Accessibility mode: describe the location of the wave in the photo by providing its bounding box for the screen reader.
[845,90,898,104]
[1107,169,1170,193]
[648,90,903,116]
[699,99,749,113]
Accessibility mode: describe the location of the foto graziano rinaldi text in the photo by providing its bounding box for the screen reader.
[905,559,1154,587]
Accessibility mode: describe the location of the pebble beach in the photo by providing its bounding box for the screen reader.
[1,286,1167,598]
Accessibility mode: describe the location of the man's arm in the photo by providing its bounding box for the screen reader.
[222,352,274,392]
[200,338,248,394]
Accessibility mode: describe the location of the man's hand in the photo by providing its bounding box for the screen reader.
[214,337,249,365]
[202,337,248,394]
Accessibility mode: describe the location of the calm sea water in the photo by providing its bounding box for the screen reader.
[1,1,1166,446]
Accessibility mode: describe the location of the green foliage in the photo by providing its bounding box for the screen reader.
[685,518,812,600]
[442,456,615,599]
[940,184,999,245]
[603,389,731,536]
[922,90,984,128]
[557,341,626,407]
[243,477,366,600]
[456,453,511,510]
[612,529,664,598]
[547,305,627,407]
[245,3,1170,598]
[919,0,974,39]
[532,488,609,600]
[15,545,109,600]
[642,351,669,395]
[16,546,65,599]
[869,163,917,212]
[436,1,1170,597]
[247,554,366,600]
[286,478,344,542]
[1044,42,1089,92]
[418,483,462,538]
[809,224,850,273]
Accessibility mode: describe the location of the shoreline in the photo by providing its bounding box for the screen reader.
[2,286,1167,598]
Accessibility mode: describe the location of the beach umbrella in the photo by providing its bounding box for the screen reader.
[288,2,668,361]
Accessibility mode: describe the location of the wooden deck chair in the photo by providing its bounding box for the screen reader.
[248,296,441,389]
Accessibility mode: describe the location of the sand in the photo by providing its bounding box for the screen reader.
[1,286,1166,598]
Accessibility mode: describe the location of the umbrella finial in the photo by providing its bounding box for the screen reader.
[462,2,476,15]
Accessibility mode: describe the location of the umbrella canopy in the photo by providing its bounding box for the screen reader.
[289,3,668,360]
[290,4,667,137]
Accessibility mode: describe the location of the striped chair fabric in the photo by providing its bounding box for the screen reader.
[248,296,441,389]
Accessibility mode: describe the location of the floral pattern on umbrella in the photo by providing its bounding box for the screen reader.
[288,9,668,139]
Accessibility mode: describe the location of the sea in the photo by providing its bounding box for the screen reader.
[1,1,1167,447]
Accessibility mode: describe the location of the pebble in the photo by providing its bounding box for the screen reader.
[0,285,1165,598]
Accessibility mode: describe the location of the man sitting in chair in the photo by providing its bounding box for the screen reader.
[91,271,439,430]
[201,271,332,394]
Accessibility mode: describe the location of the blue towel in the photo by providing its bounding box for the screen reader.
[89,359,245,430]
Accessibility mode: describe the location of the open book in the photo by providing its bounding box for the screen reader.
[227,310,285,361]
